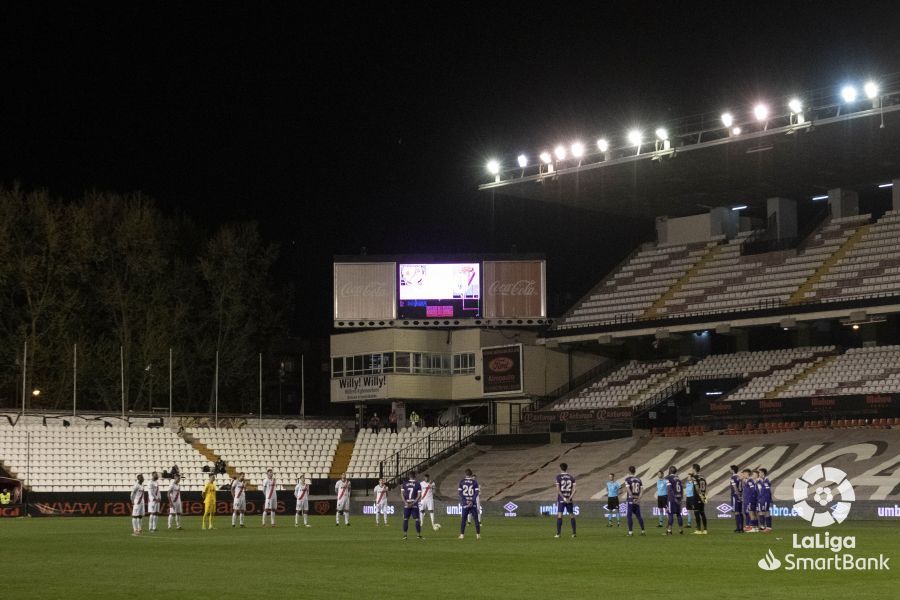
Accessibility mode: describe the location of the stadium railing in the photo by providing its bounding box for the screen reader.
[378,423,486,485]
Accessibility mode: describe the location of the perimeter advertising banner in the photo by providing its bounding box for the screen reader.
[333,262,396,321]
[482,260,546,319]
[482,344,523,395]
[695,393,898,418]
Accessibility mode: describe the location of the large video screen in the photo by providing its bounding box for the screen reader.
[398,263,481,319]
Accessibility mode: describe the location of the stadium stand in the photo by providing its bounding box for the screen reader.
[803,210,900,302]
[185,426,341,484]
[0,424,211,492]
[557,239,718,329]
[550,359,682,410]
[346,425,481,478]
[428,428,900,503]
[776,345,900,398]
[553,214,884,330]
[547,347,838,410]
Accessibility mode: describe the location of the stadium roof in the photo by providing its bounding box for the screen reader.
[479,102,900,220]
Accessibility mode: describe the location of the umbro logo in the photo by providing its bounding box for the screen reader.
[503,502,518,513]
[717,503,732,514]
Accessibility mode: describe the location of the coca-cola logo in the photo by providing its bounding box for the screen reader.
[340,281,387,298]
[488,357,514,373]
[488,279,537,296]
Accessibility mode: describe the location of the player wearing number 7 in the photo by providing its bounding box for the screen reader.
[400,472,423,540]
[458,468,480,540]
[554,463,576,539]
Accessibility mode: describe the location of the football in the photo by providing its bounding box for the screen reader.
[432,523,442,531]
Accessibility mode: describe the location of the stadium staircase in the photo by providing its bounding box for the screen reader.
[643,244,722,318]
[765,354,837,399]
[329,441,354,479]
[181,432,257,490]
[788,223,871,304]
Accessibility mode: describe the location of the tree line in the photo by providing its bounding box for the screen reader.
[0,185,290,414]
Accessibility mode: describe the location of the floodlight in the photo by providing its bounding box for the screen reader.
[570,141,585,158]
[486,160,500,175]
[540,151,552,164]
[864,81,878,99]
[841,85,857,103]
[878,183,894,189]
[517,154,528,168]
[788,98,802,113]
[596,138,609,153]
[655,128,668,141]
[811,195,829,201]
[731,126,741,135]
[32,389,41,396]
[731,205,748,211]
[721,112,734,128]
[627,129,642,146]
[554,145,567,161]
[753,103,769,121]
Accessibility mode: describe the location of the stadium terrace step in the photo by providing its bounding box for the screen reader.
[789,222,871,304]
[765,354,837,399]
[183,435,258,491]
[329,441,355,479]
[644,243,722,318]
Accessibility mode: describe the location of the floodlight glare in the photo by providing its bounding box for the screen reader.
[554,145,567,161]
[864,81,878,99]
[627,129,642,146]
[486,159,500,175]
[570,141,585,158]
[655,128,668,141]
[731,126,742,135]
[731,205,748,211]
[788,98,802,113]
[596,138,609,153]
[32,389,41,396]
[517,154,528,168]
[540,151,552,164]
[841,85,857,103]
[721,112,734,128]
[753,103,769,121]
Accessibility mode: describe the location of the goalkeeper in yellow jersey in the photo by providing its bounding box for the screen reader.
[202,473,217,530]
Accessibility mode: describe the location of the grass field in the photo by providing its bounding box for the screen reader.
[3,515,897,599]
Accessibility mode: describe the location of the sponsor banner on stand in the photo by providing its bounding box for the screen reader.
[482,344,524,395]
[333,262,396,321]
[332,374,388,402]
[482,260,546,319]
[522,407,633,424]
[697,393,898,418]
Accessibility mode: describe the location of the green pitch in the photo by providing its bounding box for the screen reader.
[3,516,897,599]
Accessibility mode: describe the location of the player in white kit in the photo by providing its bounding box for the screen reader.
[167,473,183,530]
[335,473,351,526]
[147,471,161,532]
[419,473,440,530]
[231,472,247,528]
[261,469,277,527]
[373,478,389,526]
[130,474,145,536]
[294,475,311,527]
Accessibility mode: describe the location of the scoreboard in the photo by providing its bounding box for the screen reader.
[333,256,547,328]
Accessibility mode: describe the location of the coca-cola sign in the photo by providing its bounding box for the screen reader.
[340,281,388,298]
[488,279,537,296]
[334,262,396,320]
[483,260,546,319]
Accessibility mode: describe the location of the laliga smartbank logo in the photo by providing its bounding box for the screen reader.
[792,464,853,527]
[756,464,890,572]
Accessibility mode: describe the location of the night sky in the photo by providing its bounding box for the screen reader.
[2,2,899,337]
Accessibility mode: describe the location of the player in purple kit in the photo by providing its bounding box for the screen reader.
[741,468,759,532]
[730,465,744,533]
[554,463,576,539]
[400,471,423,540]
[664,466,684,535]
[757,468,773,532]
[458,468,481,540]
[623,466,645,536]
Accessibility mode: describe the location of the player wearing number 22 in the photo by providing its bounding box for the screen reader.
[554,463,576,539]
[458,468,481,540]
[400,473,423,540]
